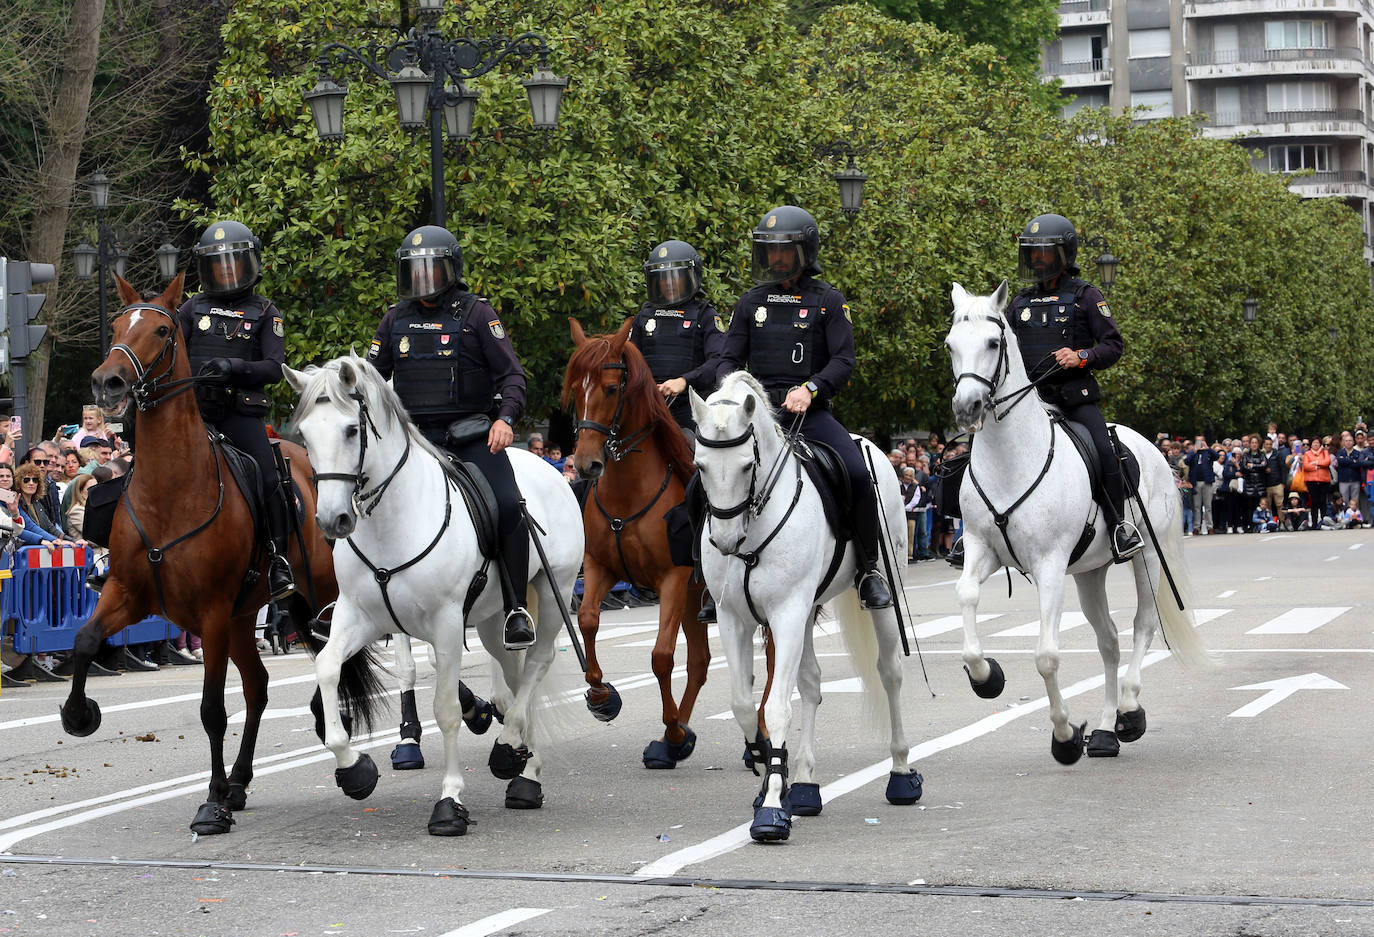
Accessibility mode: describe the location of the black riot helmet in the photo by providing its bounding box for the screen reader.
[193,220,262,297]
[396,225,464,301]
[643,240,703,308]
[750,205,821,286]
[1017,213,1079,285]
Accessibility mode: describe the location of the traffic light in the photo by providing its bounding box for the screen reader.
[2,257,54,361]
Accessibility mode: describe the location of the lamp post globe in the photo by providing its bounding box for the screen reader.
[833,160,868,215]
[523,62,567,130]
[1242,296,1258,323]
[443,80,480,140]
[304,75,347,142]
[390,64,433,131]
[156,242,180,281]
[1095,250,1118,292]
[87,172,112,211]
[73,241,97,279]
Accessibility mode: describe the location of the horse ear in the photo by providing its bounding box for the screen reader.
[743,393,756,417]
[991,279,1009,311]
[337,358,359,391]
[951,282,968,309]
[610,316,633,353]
[282,365,307,395]
[569,317,587,347]
[161,271,186,310]
[114,274,140,307]
[688,388,709,427]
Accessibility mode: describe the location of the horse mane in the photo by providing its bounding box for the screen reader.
[562,332,696,474]
[709,371,776,432]
[292,353,453,469]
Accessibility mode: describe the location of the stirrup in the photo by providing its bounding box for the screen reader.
[1111,522,1144,562]
[268,552,296,601]
[857,569,892,609]
[503,607,535,650]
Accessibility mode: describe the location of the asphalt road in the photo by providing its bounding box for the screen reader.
[2,526,1372,936]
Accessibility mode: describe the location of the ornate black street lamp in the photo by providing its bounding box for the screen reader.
[304,2,567,227]
[1081,234,1118,293]
[1242,296,1258,323]
[816,141,868,215]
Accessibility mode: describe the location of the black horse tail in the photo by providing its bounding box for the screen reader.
[291,593,389,741]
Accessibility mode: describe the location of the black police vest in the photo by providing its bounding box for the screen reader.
[634,298,708,383]
[745,280,831,390]
[186,294,270,373]
[389,292,493,421]
[1009,279,1088,383]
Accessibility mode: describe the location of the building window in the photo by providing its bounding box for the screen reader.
[1129,28,1171,59]
[1267,81,1333,112]
[1265,20,1330,50]
[1063,92,1109,118]
[1268,144,1332,172]
[1131,90,1173,118]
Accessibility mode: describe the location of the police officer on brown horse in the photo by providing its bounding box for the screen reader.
[367,225,535,650]
[1010,213,1142,561]
[717,205,892,610]
[177,219,295,601]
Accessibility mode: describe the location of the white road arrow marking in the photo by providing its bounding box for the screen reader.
[1228,672,1348,717]
[1248,606,1351,635]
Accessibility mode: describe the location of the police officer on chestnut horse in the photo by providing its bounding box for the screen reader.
[367,225,535,650]
[1010,212,1142,561]
[178,220,295,601]
[716,205,892,610]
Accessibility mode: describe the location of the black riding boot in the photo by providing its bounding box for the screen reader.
[853,491,893,609]
[1102,469,1143,562]
[683,475,716,623]
[497,519,535,650]
[267,486,297,601]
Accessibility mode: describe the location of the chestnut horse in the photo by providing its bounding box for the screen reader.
[564,318,710,767]
[61,273,358,836]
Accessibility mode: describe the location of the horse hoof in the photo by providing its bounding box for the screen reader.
[189,801,234,835]
[642,739,676,769]
[335,753,379,800]
[59,698,102,738]
[789,782,823,816]
[750,806,791,843]
[225,783,248,812]
[489,742,532,780]
[1086,730,1120,758]
[885,769,924,805]
[966,658,1005,699]
[666,725,697,762]
[585,684,622,723]
[1051,722,1086,766]
[505,776,544,809]
[1115,707,1146,743]
[427,797,470,836]
[390,742,425,770]
[463,698,501,736]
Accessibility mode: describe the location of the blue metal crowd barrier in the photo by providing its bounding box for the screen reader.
[2,546,180,654]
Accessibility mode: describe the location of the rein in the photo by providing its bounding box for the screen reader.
[575,359,655,462]
[952,313,1062,423]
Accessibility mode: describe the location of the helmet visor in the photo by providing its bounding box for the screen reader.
[750,234,805,286]
[397,250,459,301]
[195,242,260,295]
[645,261,699,307]
[1018,239,1068,284]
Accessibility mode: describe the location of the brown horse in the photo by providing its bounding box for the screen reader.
[60,273,364,835]
[564,318,711,767]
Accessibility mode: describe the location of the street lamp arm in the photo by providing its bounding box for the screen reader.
[315,39,408,83]
[430,33,550,82]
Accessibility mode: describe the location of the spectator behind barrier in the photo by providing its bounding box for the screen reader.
[64,473,97,540]
[13,462,81,548]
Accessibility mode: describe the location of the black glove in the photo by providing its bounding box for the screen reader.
[199,358,233,384]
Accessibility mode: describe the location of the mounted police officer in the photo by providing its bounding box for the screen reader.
[176,219,295,601]
[631,239,727,622]
[366,225,535,650]
[1011,212,1142,561]
[716,206,892,610]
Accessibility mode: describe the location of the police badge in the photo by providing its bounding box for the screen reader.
[198,315,211,331]
[1020,309,1031,322]
[644,318,656,334]
[399,336,411,355]
[754,306,767,324]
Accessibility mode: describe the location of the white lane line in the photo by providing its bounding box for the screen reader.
[1247,606,1352,635]
[1217,590,1236,599]
[637,650,1171,878]
[992,611,1112,639]
[1323,555,1341,562]
[439,908,551,937]
[1350,543,1365,551]
[705,677,865,720]
[1115,608,1230,636]
[1255,576,1273,581]
[912,613,1001,640]
[905,578,959,592]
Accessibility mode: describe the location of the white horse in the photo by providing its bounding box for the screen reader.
[689,371,921,844]
[284,354,582,836]
[946,282,1215,764]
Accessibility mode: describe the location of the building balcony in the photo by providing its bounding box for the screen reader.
[1042,58,1113,87]
[1058,0,1110,28]
[1185,0,1372,18]
[1282,169,1369,198]
[1199,107,1370,137]
[1186,45,1367,80]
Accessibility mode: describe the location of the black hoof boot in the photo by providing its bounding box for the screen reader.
[642,739,676,769]
[503,607,535,650]
[965,659,1005,699]
[857,570,892,609]
[504,776,544,809]
[788,782,823,816]
[427,797,470,836]
[225,783,248,811]
[1115,707,1147,743]
[696,594,717,624]
[390,742,425,770]
[750,806,791,843]
[463,698,501,736]
[885,769,923,805]
[189,802,235,835]
[1086,729,1120,758]
[585,684,622,723]
[60,698,102,737]
[1051,722,1087,766]
[334,753,379,800]
[666,725,697,762]
[488,741,532,780]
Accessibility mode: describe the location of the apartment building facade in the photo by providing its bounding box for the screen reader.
[1044,0,1374,261]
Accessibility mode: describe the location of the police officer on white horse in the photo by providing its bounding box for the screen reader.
[716,206,891,609]
[367,225,535,650]
[178,220,295,601]
[1011,213,1142,561]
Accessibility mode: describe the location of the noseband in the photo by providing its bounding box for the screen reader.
[574,358,653,462]
[311,390,410,517]
[108,303,202,411]
[952,313,1059,422]
[696,405,801,559]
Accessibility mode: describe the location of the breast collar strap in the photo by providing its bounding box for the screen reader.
[965,419,1060,570]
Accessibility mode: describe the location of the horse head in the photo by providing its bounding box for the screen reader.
[285,353,405,539]
[947,280,1011,433]
[91,272,187,416]
[689,371,775,553]
[563,316,637,480]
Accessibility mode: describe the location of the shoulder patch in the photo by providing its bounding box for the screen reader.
[714,314,725,332]
[1097,301,1112,318]
[367,339,381,359]
[272,316,284,337]
[842,303,851,322]
[488,319,505,340]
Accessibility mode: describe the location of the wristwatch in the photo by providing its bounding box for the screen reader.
[1076,350,1089,368]
[804,380,819,398]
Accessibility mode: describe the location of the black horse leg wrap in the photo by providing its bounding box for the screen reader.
[400,689,420,725]
[745,731,771,779]
[458,681,477,715]
[758,743,788,801]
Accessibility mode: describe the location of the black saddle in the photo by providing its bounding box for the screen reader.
[1057,417,1141,511]
[794,438,853,543]
[438,454,500,561]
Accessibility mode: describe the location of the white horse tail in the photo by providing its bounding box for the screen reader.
[1152,513,1220,670]
[833,588,890,737]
